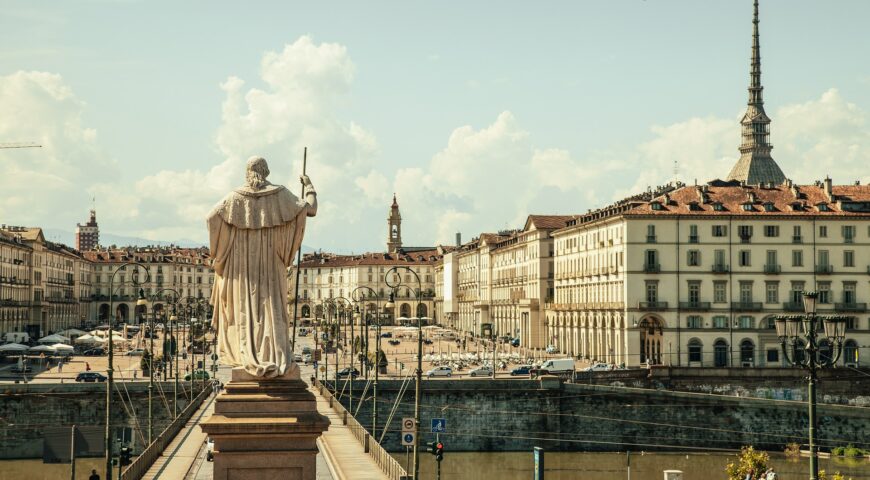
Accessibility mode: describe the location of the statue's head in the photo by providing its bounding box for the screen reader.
[245,156,270,190]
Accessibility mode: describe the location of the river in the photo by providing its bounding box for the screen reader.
[392,451,870,480]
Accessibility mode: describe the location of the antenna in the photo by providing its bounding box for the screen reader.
[673,159,679,181]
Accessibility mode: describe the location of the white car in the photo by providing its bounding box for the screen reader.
[469,366,493,377]
[583,362,612,372]
[125,349,145,356]
[425,366,452,377]
[545,345,559,354]
[302,353,313,364]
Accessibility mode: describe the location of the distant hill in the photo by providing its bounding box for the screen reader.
[42,228,313,253]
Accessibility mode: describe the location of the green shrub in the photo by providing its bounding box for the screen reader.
[725,446,769,480]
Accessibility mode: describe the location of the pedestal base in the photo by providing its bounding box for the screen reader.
[201,369,329,480]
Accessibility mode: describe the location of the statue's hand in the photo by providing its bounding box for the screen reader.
[300,175,313,188]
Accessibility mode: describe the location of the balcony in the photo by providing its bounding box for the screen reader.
[835,302,867,312]
[782,302,804,312]
[815,265,833,274]
[792,235,802,244]
[711,264,729,274]
[763,264,781,274]
[732,301,763,311]
[638,301,668,311]
[646,235,657,243]
[679,301,711,311]
[643,263,660,274]
[688,235,699,244]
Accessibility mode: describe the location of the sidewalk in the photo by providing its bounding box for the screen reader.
[140,391,216,480]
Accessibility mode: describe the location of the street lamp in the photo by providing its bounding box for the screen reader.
[105,262,150,480]
[149,288,180,433]
[774,291,848,480]
[330,296,353,412]
[352,286,381,438]
[384,266,422,480]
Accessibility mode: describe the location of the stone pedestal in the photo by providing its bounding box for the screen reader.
[201,368,329,480]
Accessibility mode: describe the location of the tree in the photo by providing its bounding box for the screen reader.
[725,446,769,480]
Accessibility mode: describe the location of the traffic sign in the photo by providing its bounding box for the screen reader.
[431,418,446,433]
[401,432,415,446]
[402,417,415,432]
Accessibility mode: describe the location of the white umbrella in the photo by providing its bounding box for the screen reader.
[0,343,29,353]
[74,334,100,344]
[52,343,75,355]
[38,334,70,344]
[29,344,57,353]
[110,334,128,344]
[59,328,87,337]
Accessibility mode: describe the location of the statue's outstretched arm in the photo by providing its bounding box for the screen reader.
[301,175,317,217]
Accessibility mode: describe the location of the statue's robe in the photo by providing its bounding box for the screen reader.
[207,183,309,378]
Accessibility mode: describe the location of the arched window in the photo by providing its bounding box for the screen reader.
[792,340,806,364]
[843,340,858,366]
[416,304,428,318]
[818,340,833,364]
[301,305,311,318]
[400,303,411,318]
[714,339,729,367]
[688,339,703,364]
[740,340,755,366]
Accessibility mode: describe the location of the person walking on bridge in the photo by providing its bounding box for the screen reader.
[89,469,100,480]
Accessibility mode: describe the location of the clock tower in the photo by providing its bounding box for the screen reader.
[387,193,402,253]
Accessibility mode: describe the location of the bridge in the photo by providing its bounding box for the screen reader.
[124,358,407,480]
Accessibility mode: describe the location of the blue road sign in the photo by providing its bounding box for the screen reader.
[401,432,416,446]
[431,418,447,433]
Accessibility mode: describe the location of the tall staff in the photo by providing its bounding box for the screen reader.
[291,147,308,353]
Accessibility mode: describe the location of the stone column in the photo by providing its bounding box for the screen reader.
[201,368,329,480]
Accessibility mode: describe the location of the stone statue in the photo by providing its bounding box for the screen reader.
[207,156,317,378]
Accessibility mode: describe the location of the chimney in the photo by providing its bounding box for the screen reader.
[824,176,833,200]
[455,232,461,247]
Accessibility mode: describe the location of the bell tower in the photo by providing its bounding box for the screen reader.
[387,193,402,253]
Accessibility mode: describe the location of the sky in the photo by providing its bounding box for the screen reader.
[2,0,870,252]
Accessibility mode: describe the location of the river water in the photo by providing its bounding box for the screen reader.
[393,451,870,480]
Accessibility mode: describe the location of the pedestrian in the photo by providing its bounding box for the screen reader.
[744,468,754,480]
[58,362,63,373]
[89,469,100,480]
[86,362,91,372]
[765,468,777,480]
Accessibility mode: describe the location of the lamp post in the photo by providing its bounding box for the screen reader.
[331,296,353,412]
[774,291,848,480]
[106,262,150,480]
[352,286,380,438]
[149,288,180,433]
[384,266,422,480]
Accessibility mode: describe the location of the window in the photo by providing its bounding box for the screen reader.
[818,250,830,267]
[844,250,855,267]
[790,282,805,304]
[739,282,753,303]
[645,282,658,303]
[738,316,754,329]
[765,282,779,304]
[764,225,779,237]
[713,282,727,303]
[713,249,726,268]
[686,316,702,329]
[818,282,831,304]
[650,202,664,211]
[687,250,701,266]
[688,340,703,362]
[646,225,656,243]
[842,225,855,243]
[713,202,725,211]
[689,225,699,243]
[843,282,856,304]
[766,250,777,268]
[645,250,659,269]
[738,225,753,242]
[819,225,828,237]
[713,316,728,329]
[767,349,780,364]
[688,282,701,303]
[742,203,754,212]
[712,225,727,237]
[739,250,751,267]
[792,250,803,267]
[793,225,802,243]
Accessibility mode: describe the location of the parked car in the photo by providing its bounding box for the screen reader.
[76,372,107,382]
[425,366,452,378]
[82,348,105,356]
[423,339,434,345]
[510,338,520,347]
[380,332,392,338]
[206,437,214,462]
[510,365,532,376]
[582,362,613,372]
[388,339,400,346]
[184,370,211,381]
[469,366,493,377]
[545,344,559,354]
[302,353,313,364]
[336,367,360,378]
[126,349,145,356]
[293,353,303,362]
[301,346,312,355]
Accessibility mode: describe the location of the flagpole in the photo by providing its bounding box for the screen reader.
[291,147,307,354]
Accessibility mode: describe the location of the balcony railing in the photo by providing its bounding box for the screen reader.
[711,264,729,274]
[792,235,802,244]
[643,263,660,274]
[638,301,668,310]
[688,235,699,244]
[732,301,763,311]
[763,264,781,274]
[835,302,867,312]
[815,265,833,274]
[646,235,657,243]
[783,301,804,312]
[679,301,711,311]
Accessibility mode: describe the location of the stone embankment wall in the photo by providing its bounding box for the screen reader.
[332,377,870,453]
[0,382,194,459]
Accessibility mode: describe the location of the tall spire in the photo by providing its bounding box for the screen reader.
[726,0,786,185]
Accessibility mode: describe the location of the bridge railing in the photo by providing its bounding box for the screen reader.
[121,385,212,480]
[317,379,409,480]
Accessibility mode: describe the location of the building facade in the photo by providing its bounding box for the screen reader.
[0,229,33,336]
[75,209,99,251]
